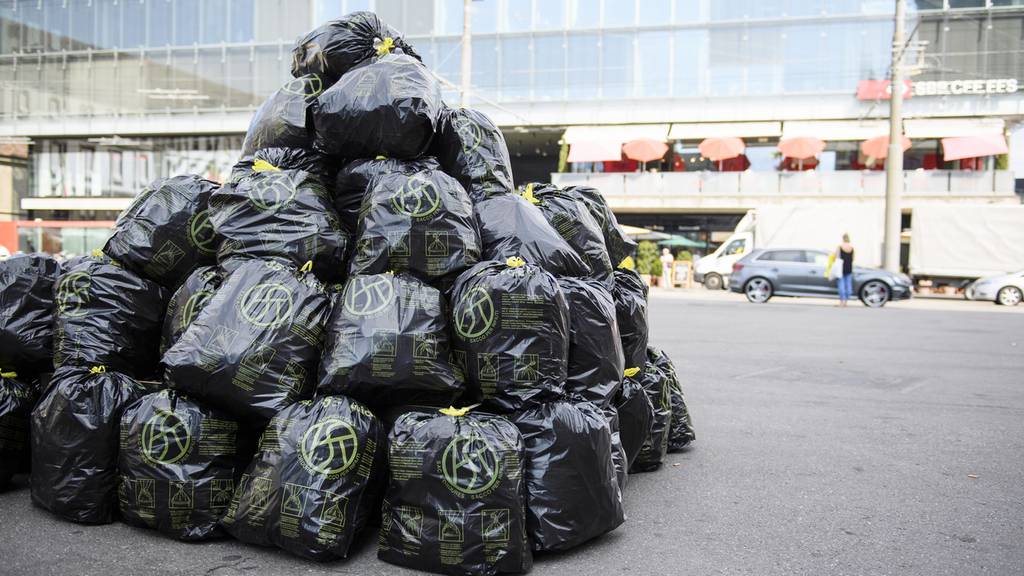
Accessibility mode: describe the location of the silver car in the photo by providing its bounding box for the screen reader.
[729,248,913,307]
[965,270,1024,306]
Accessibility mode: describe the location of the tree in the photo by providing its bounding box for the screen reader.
[636,241,661,277]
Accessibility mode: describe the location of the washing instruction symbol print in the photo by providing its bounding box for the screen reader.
[141,411,192,465]
[442,431,499,495]
[454,287,494,339]
[392,174,441,218]
[188,209,217,255]
[56,272,91,317]
[239,282,294,328]
[344,276,394,316]
[247,173,296,211]
[300,418,359,477]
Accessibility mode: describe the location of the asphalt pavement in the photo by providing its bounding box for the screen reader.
[2,291,1022,576]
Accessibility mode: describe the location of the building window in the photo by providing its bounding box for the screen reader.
[567,33,599,98]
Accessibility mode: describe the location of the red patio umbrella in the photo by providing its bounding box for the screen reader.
[622,138,669,169]
[778,137,826,170]
[699,137,746,171]
[860,135,912,160]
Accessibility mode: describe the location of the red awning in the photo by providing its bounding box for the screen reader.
[567,141,623,163]
[941,135,1008,162]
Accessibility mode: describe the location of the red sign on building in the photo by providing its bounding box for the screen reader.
[856,80,913,100]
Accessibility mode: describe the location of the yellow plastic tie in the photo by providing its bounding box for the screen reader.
[505,256,526,268]
[439,405,471,417]
[252,159,281,172]
[375,36,395,56]
[300,260,314,274]
[89,365,107,374]
[520,184,540,205]
[375,155,387,160]
[0,371,17,379]
[91,248,104,258]
[623,367,640,378]
[618,255,635,270]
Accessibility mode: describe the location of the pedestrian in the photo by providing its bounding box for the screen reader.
[660,248,675,289]
[834,233,855,307]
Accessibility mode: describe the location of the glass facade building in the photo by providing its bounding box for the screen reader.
[2,0,1022,118]
[0,0,1021,253]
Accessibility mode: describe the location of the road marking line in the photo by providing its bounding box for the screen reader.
[734,366,785,380]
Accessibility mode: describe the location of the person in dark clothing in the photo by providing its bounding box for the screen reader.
[837,233,855,307]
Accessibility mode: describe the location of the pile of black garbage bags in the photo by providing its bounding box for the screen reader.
[0,11,696,576]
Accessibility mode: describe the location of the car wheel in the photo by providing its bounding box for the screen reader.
[744,277,773,303]
[860,280,890,308]
[703,273,723,291]
[997,286,1022,307]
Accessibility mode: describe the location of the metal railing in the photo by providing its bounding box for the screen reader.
[551,170,1017,198]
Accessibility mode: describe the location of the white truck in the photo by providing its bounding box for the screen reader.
[909,204,1024,287]
[694,204,885,290]
[696,202,1024,290]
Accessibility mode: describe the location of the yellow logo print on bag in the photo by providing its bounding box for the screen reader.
[300,417,360,478]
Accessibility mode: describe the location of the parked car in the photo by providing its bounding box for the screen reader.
[965,270,1024,306]
[728,248,913,307]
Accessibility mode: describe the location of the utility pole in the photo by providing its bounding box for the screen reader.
[883,0,906,273]
[460,0,472,107]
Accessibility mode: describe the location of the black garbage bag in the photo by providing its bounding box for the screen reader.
[318,273,462,409]
[434,107,514,202]
[615,376,653,471]
[510,401,623,552]
[612,268,649,375]
[563,185,637,268]
[330,158,378,233]
[162,259,331,423]
[242,74,325,156]
[30,365,145,523]
[0,253,61,374]
[230,156,255,183]
[631,363,672,473]
[379,408,532,576]
[160,266,223,356]
[558,277,623,408]
[255,147,335,178]
[600,406,629,492]
[103,175,221,288]
[312,52,442,159]
[474,193,590,278]
[209,168,350,283]
[221,395,386,561]
[647,347,696,451]
[449,259,569,413]
[0,372,39,489]
[53,256,168,379]
[528,184,613,285]
[291,11,421,81]
[118,390,251,540]
[347,158,480,283]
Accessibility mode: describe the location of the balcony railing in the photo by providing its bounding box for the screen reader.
[550,170,1017,199]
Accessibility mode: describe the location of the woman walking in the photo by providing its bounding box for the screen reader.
[835,234,855,307]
